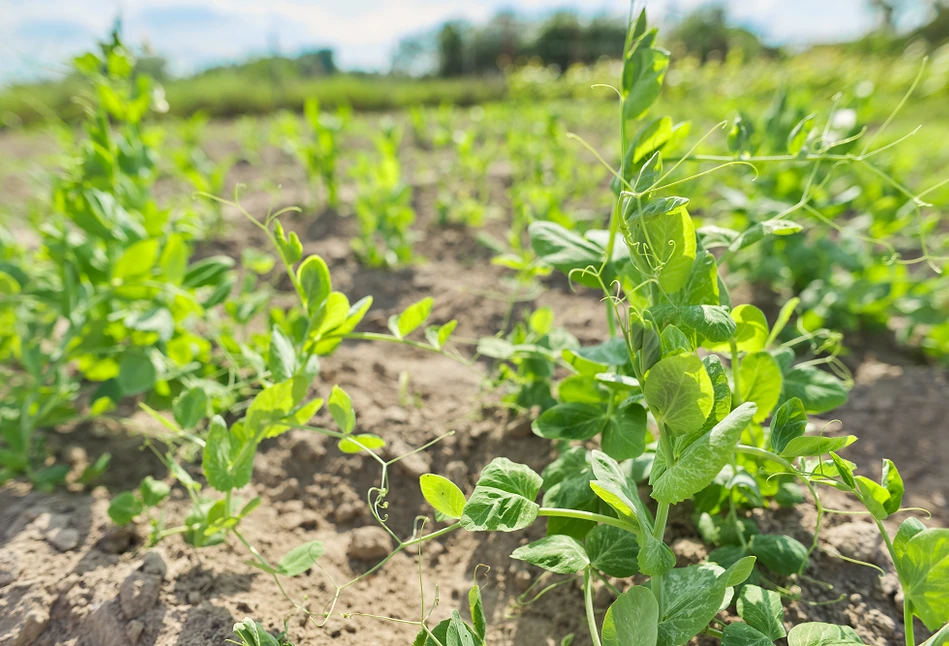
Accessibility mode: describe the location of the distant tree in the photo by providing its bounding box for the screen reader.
[532,12,583,70]
[438,22,466,77]
[670,5,766,62]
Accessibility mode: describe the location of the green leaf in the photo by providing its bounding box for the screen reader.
[139,476,171,507]
[722,623,774,646]
[682,305,736,343]
[268,327,298,382]
[447,610,479,646]
[589,450,642,521]
[233,618,282,646]
[159,234,189,284]
[586,525,639,577]
[533,403,612,441]
[108,491,144,525]
[780,435,857,458]
[711,305,769,354]
[174,388,208,430]
[328,385,355,434]
[469,584,487,641]
[769,398,807,455]
[782,366,848,415]
[603,585,659,646]
[921,624,949,646]
[748,534,809,576]
[622,32,670,120]
[390,297,434,338]
[855,475,892,520]
[737,585,786,640]
[881,459,904,515]
[786,622,864,646]
[627,203,696,294]
[529,221,604,287]
[602,403,648,461]
[277,540,325,576]
[297,255,332,314]
[894,518,926,559]
[644,354,714,437]
[787,113,817,155]
[899,528,949,630]
[460,458,542,532]
[420,474,467,520]
[739,352,783,423]
[118,351,157,396]
[651,402,756,505]
[113,238,160,279]
[338,433,385,454]
[511,535,589,574]
[203,415,255,491]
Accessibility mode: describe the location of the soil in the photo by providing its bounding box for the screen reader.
[1,122,948,646]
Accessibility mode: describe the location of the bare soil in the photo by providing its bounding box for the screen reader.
[1,127,948,646]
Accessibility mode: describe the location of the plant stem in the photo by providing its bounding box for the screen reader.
[538,507,639,537]
[730,339,742,407]
[904,599,915,646]
[584,568,603,646]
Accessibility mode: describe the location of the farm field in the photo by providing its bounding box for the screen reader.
[2,13,949,646]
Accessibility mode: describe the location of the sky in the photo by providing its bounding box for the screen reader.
[0,0,891,85]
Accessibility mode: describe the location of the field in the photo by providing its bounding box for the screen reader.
[2,17,949,646]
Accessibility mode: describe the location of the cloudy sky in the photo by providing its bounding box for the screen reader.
[0,0,890,85]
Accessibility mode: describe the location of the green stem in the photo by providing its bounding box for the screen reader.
[904,599,915,646]
[730,339,742,407]
[538,507,639,537]
[584,568,603,646]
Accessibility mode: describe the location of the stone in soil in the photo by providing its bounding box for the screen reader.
[48,526,80,552]
[140,551,167,579]
[83,599,128,646]
[348,526,393,560]
[822,522,888,565]
[0,584,51,646]
[119,571,162,619]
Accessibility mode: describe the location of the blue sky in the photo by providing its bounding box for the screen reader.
[0,0,889,85]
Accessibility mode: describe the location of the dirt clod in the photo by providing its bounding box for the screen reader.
[119,572,162,619]
[48,526,80,552]
[140,551,167,579]
[823,522,888,565]
[348,526,393,560]
[0,585,51,646]
[0,550,20,587]
[126,619,145,645]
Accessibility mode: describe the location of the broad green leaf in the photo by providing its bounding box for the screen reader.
[469,584,487,641]
[533,403,611,441]
[511,535,590,574]
[782,366,848,415]
[711,305,769,354]
[268,327,297,382]
[682,305,736,343]
[276,540,325,576]
[446,610,479,646]
[894,518,926,558]
[780,434,857,458]
[881,459,904,515]
[174,388,208,430]
[529,221,604,288]
[233,618,282,646]
[589,450,642,521]
[767,298,800,347]
[328,385,355,434]
[113,238,160,279]
[297,255,331,314]
[602,586,659,646]
[622,31,670,120]
[543,473,598,540]
[602,403,648,461]
[390,297,434,338]
[660,325,692,357]
[739,352,783,422]
[786,622,864,646]
[899,528,949,630]
[769,398,807,455]
[159,234,189,284]
[420,474,467,519]
[118,351,157,396]
[644,354,714,437]
[627,203,696,294]
[920,623,949,646]
[338,433,385,453]
[704,355,733,427]
[139,476,170,507]
[587,525,640,577]
[729,220,802,252]
[203,415,255,491]
[749,534,808,576]
[855,475,892,520]
[108,491,144,525]
[651,403,756,505]
[722,623,774,646]
[657,559,755,646]
[460,458,542,532]
[737,585,786,640]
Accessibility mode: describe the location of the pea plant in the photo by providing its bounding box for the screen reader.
[349,120,417,266]
[408,10,948,646]
[0,34,235,489]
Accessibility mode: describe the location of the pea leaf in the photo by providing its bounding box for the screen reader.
[602,585,659,646]
[782,366,848,414]
[644,354,714,437]
[710,305,769,354]
[881,459,904,515]
[469,583,487,641]
[787,113,817,155]
[511,535,589,574]
[117,351,157,396]
[787,622,864,646]
[233,618,282,646]
[174,388,208,430]
[203,415,255,491]
[108,491,144,525]
[749,534,809,576]
[739,352,783,422]
[389,297,434,339]
[328,385,355,434]
[721,623,774,646]
[769,398,807,455]
[460,458,542,532]
[586,525,639,577]
[338,433,385,454]
[277,540,325,576]
[737,584,786,640]
[267,326,298,382]
[139,476,170,507]
[855,475,892,520]
[113,238,160,279]
[682,305,736,343]
[898,528,949,630]
[420,474,467,519]
[651,402,757,505]
[297,255,332,315]
[627,202,696,294]
[780,434,857,458]
[894,518,926,559]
